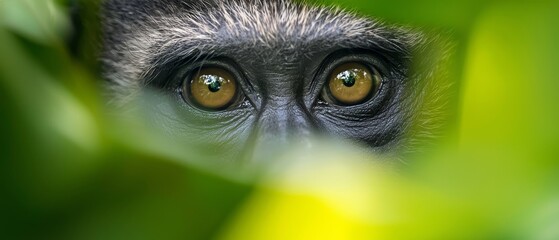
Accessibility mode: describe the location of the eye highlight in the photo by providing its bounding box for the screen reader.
[182,67,238,110]
[322,62,382,105]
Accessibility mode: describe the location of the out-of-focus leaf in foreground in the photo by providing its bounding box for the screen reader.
[1,0,558,240]
[0,1,251,239]
[221,1,559,239]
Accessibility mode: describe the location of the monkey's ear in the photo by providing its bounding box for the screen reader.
[67,0,103,74]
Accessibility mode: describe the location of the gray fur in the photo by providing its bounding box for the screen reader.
[102,0,419,103]
[101,0,453,157]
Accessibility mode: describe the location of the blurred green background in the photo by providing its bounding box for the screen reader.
[0,0,558,239]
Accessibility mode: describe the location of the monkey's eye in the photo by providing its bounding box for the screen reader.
[182,67,239,110]
[322,63,382,106]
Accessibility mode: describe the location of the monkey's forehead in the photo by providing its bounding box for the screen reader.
[104,0,415,46]
[102,0,419,83]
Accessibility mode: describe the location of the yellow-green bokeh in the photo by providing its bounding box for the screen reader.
[1,0,558,239]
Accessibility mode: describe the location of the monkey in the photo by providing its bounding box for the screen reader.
[98,0,453,163]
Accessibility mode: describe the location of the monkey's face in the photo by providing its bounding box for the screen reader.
[102,0,452,162]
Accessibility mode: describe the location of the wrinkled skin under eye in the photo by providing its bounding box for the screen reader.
[323,62,382,105]
[183,67,238,110]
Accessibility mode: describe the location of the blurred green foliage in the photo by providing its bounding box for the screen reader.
[1,0,558,239]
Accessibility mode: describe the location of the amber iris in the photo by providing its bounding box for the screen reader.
[185,67,238,110]
[327,63,381,105]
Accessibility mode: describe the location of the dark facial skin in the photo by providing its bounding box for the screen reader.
[101,0,434,162]
[143,47,411,162]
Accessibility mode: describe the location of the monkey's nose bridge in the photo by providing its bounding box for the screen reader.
[249,103,316,162]
[253,102,316,141]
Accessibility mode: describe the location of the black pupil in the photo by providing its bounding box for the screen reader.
[340,70,357,87]
[203,75,222,92]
